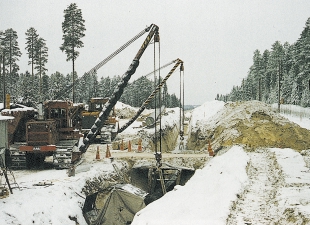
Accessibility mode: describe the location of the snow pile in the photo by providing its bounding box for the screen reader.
[115,101,138,119]
[132,146,249,225]
[1,103,36,113]
[189,100,225,128]
[136,107,182,152]
[0,160,122,225]
[187,100,310,151]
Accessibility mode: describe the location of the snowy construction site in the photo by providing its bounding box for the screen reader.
[1,20,310,225]
[1,99,310,225]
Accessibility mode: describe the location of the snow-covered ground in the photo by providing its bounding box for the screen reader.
[132,102,310,225]
[1,101,310,224]
[0,159,120,225]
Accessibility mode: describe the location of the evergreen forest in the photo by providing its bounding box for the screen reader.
[0,4,181,109]
[217,18,310,107]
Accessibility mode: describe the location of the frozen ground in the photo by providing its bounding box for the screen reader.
[0,159,120,225]
[132,101,310,224]
[1,101,310,224]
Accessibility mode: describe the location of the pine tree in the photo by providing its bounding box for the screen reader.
[19,71,32,102]
[253,49,263,100]
[1,28,22,99]
[50,72,67,100]
[0,30,4,103]
[41,73,49,101]
[60,3,86,103]
[34,37,48,100]
[25,27,38,77]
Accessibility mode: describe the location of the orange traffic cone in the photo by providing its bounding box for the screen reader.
[128,140,132,152]
[137,139,142,152]
[106,145,111,158]
[120,139,124,151]
[208,140,214,157]
[96,146,100,159]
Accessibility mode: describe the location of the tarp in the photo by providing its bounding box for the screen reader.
[83,184,147,225]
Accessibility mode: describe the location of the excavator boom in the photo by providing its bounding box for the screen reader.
[55,24,154,100]
[118,58,184,134]
[79,24,159,153]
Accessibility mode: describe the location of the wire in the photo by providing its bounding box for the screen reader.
[56,26,150,99]
[141,60,176,79]
[158,34,162,158]
[154,33,157,157]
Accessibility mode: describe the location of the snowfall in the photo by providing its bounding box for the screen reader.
[1,100,310,224]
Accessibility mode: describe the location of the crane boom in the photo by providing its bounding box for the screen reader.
[141,59,177,79]
[55,25,153,99]
[79,24,159,153]
[118,58,184,134]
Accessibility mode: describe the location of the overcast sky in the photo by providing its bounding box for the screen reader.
[1,0,310,105]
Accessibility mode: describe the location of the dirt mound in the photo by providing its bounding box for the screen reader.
[187,101,310,151]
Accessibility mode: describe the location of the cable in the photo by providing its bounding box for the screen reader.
[153,34,157,157]
[55,26,151,99]
[179,63,185,143]
[141,60,176,79]
[158,33,162,159]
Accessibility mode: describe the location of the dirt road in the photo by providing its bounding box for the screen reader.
[227,148,310,225]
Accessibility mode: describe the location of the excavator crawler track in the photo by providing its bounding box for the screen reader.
[53,147,73,169]
[9,148,27,170]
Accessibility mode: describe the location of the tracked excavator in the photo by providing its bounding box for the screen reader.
[3,24,159,170]
[7,100,84,169]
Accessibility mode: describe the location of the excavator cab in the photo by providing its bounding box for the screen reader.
[44,101,83,140]
[81,97,118,143]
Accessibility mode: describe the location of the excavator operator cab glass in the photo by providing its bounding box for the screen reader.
[95,104,102,111]
[50,108,67,128]
[50,108,67,119]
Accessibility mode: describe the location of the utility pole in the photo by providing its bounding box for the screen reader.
[277,61,281,113]
[2,54,5,108]
[0,48,4,103]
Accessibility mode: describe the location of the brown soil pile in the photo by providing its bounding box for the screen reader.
[187,101,310,152]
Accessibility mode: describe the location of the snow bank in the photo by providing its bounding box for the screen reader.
[189,100,225,128]
[132,146,249,225]
[0,161,118,225]
[1,103,36,113]
[115,101,138,119]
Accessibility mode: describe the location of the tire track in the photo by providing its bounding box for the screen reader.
[226,148,285,225]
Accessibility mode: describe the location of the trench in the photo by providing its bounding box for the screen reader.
[81,122,210,224]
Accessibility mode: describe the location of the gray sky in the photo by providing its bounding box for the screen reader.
[1,0,310,105]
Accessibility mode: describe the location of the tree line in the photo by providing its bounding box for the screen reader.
[217,17,310,108]
[0,3,180,109]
